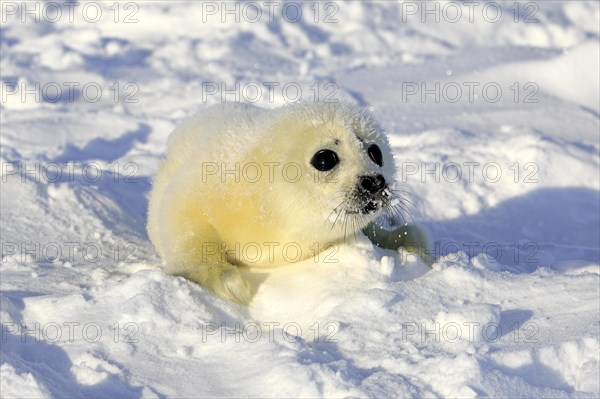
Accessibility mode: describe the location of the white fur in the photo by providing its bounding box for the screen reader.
[147,102,396,303]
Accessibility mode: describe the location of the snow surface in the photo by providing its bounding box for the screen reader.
[1,1,599,398]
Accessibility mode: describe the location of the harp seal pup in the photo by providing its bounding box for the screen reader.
[147,102,411,304]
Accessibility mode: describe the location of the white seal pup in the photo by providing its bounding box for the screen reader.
[148,102,416,304]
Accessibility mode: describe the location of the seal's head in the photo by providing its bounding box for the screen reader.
[260,102,397,240]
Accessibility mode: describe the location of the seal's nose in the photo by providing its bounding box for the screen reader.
[360,175,386,194]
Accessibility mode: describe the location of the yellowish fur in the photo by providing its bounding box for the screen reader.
[147,102,396,303]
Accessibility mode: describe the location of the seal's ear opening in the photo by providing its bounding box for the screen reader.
[363,218,435,267]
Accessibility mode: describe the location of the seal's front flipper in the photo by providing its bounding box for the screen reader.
[161,214,254,305]
[175,262,253,305]
[363,218,435,267]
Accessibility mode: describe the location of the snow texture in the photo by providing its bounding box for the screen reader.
[1,1,599,398]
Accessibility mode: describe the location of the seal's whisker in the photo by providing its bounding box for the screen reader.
[327,198,348,230]
[388,189,421,217]
[335,203,349,236]
[397,199,420,219]
[351,215,360,243]
[386,193,419,220]
[390,203,415,225]
[389,189,416,203]
[343,211,351,243]
[332,205,347,232]
[389,187,418,198]
[355,214,366,242]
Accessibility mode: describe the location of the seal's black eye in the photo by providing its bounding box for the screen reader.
[368,144,383,167]
[311,149,339,171]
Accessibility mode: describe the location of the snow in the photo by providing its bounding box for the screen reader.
[1,1,599,397]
